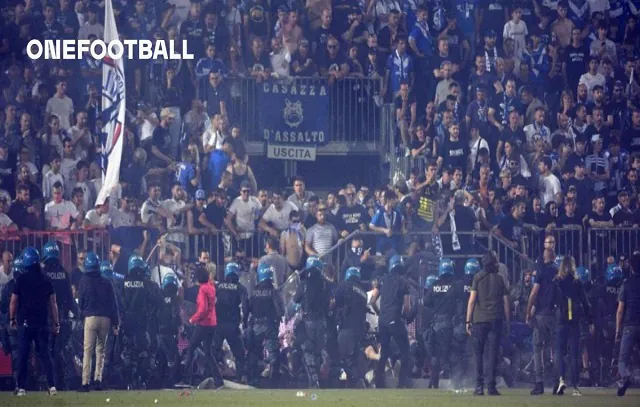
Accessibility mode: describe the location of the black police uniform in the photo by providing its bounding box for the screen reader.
[580,280,602,385]
[14,265,57,390]
[122,270,160,386]
[0,278,20,387]
[618,273,640,385]
[374,272,411,388]
[599,280,623,381]
[156,285,181,386]
[450,274,474,389]
[214,273,249,379]
[43,260,77,389]
[247,278,284,385]
[334,278,368,388]
[423,274,456,388]
[323,276,341,385]
[293,269,330,388]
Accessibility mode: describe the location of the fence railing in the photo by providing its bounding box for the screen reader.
[0,226,633,282]
[226,76,385,145]
[0,230,111,272]
[522,224,584,266]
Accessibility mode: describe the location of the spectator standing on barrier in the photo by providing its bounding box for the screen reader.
[226,180,263,258]
[526,247,558,395]
[280,210,306,272]
[373,255,412,389]
[9,247,59,397]
[465,250,510,396]
[616,252,640,397]
[77,252,120,392]
[183,265,225,389]
[552,255,594,397]
[42,242,77,390]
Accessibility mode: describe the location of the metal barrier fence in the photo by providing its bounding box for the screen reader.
[587,227,639,277]
[0,230,111,272]
[226,76,385,145]
[522,225,584,266]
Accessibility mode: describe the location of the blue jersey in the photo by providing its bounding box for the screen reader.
[409,20,433,56]
[567,0,590,29]
[386,51,414,93]
[452,0,478,34]
[176,162,196,191]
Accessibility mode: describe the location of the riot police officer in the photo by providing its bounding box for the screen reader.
[10,247,59,396]
[373,255,411,389]
[122,254,160,388]
[77,253,120,392]
[247,263,284,386]
[424,258,457,389]
[42,241,77,390]
[294,256,330,388]
[0,256,24,393]
[451,258,480,391]
[214,262,249,382]
[576,266,601,386]
[334,267,368,388]
[599,264,625,384]
[156,274,181,387]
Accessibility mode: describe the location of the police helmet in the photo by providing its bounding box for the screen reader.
[162,274,178,290]
[388,254,404,274]
[305,256,323,273]
[345,267,361,281]
[224,262,241,278]
[100,260,113,278]
[464,258,480,276]
[42,241,60,262]
[438,258,454,277]
[84,252,101,273]
[21,247,41,267]
[12,257,25,277]
[576,266,590,284]
[128,254,146,274]
[606,264,624,284]
[424,275,438,290]
[257,263,274,283]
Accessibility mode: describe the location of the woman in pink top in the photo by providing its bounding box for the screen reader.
[182,267,224,388]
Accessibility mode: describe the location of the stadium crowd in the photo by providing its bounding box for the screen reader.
[0,0,640,399]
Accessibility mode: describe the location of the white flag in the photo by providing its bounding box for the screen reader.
[96,0,125,205]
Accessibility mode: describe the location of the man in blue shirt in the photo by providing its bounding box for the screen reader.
[369,190,404,255]
[383,36,414,102]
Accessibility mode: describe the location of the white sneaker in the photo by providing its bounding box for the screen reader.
[556,378,567,395]
[572,387,582,396]
[49,387,57,396]
[16,389,26,396]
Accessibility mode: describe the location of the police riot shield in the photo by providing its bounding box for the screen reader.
[281,271,300,321]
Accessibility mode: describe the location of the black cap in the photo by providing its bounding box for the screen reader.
[485,29,497,38]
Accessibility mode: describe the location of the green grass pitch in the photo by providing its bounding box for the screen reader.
[0,389,639,407]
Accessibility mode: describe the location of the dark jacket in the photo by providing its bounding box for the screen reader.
[552,274,592,326]
[78,272,120,326]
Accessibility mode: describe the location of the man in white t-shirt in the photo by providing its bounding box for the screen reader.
[84,203,110,229]
[110,196,138,228]
[45,79,74,130]
[259,189,298,237]
[141,184,174,231]
[202,114,226,153]
[0,199,17,233]
[45,182,81,230]
[538,156,562,206]
[150,246,181,287]
[163,183,193,245]
[225,180,262,256]
[524,107,552,152]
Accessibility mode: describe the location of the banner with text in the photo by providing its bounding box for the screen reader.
[258,79,330,146]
